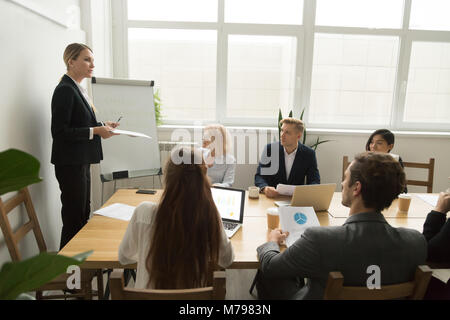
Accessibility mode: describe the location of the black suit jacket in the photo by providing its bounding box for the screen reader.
[254,142,320,188]
[423,210,450,263]
[51,75,103,165]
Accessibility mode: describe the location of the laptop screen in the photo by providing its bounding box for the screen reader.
[211,186,245,223]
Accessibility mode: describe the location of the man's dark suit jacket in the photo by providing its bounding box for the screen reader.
[423,210,450,263]
[51,75,103,165]
[257,212,427,299]
[254,141,320,188]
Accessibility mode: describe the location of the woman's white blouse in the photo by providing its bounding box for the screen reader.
[207,154,236,187]
[118,201,235,289]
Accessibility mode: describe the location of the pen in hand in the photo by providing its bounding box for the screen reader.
[117,116,123,123]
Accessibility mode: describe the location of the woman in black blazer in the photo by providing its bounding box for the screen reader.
[51,43,118,249]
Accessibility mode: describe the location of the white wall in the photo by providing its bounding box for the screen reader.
[0,0,84,264]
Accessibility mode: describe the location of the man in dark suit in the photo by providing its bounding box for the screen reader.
[422,191,450,299]
[256,152,427,299]
[255,118,320,198]
[423,191,450,262]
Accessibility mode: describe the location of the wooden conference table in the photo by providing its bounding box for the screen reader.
[59,189,438,270]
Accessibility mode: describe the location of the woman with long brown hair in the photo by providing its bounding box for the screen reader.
[118,146,234,289]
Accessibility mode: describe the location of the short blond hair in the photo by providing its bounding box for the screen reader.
[280,118,304,134]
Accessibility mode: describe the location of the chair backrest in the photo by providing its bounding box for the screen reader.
[342,156,350,182]
[323,265,432,300]
[0,187,46,261]
[110,269,226,300]
[402,158,435,193]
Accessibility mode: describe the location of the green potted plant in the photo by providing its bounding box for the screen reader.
[154,89,163,126]
[278,108,332,151]
[0,149,92,300]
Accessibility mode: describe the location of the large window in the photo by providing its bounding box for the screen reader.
[310,34,399,125]
[409,0,450,31]
[128,29,217,121]
[111,0,450,130]
[227,35,297,119]
[315,0,403,29]
[404,42,450,123]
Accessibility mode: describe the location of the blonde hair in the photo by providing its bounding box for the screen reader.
[203,124,232,157]
[63,43,92,71]
[280,118,305,134]
[63,43,97,113]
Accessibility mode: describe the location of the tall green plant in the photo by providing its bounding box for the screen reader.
[0,148,92,300]
[154,89,163,126]
[278,108,332,151]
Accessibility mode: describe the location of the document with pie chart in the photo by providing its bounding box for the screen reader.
[279,206,319,247]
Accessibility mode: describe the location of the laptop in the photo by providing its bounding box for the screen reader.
[274,183,336,211]
[211,186,245,238]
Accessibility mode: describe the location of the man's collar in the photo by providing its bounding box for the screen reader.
[344,211,388,225]
[283,145,298,156]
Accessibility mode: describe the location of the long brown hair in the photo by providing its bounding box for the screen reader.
[146,146,222,289]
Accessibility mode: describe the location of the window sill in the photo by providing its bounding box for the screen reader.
[157,125,450,138]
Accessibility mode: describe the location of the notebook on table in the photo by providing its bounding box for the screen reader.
[211,186,245,238]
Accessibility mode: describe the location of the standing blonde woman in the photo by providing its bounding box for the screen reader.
[119,146,234,289]
[51,43,119,249]
[202,124,236,187]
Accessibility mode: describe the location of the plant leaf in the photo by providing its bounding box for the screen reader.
[288,110,293,118]
[0,149,42,196]
[299,108,305,120]
[0,251,93,300]
[278,109,283,140]
[309,139,333,150]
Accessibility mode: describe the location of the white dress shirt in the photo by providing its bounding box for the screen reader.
[284,147,298,180]
[118,201,235,289]
[66,75,97,140]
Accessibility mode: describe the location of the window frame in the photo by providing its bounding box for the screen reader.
[110,0,450,131]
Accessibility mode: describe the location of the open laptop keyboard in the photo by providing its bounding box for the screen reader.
[223,221,238,231]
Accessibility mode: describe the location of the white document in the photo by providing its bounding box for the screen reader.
[279,206,320,247]
[431,269,450,284]
[94,203,136,221]
[112,129,152,139]
[276,184,296,196]
[416,194,438,207]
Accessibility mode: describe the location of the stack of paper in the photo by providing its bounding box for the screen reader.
[94,203,136,221]
[112,129,152,139]
[416,194,438,207]
[279,206,320,247]
[431,269,450,284]
[276,184,295,196]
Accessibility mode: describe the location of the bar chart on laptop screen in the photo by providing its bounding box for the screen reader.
[211,188,242,221]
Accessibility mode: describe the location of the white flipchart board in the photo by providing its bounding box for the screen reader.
[91,77,161,181]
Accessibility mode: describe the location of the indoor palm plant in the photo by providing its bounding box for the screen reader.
[0,149,91,300]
